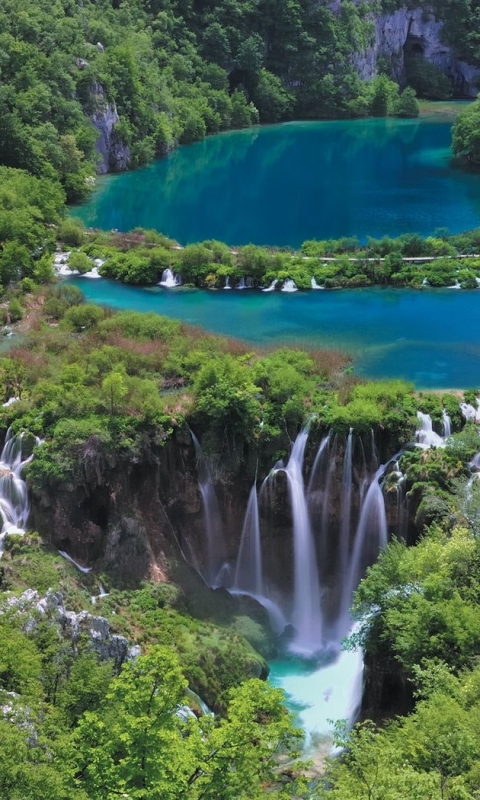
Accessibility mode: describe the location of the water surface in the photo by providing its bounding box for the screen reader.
[73,118,480,247]
[70,278,480,388]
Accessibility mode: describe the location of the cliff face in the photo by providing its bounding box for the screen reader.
[90,83,131,175]
[352,5,480,95]
[28,426,416,600]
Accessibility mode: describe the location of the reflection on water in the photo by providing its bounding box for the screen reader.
[72,118,480,247]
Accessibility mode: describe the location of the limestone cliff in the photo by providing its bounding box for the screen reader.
[351,4,480,95]
[89,83,131,175]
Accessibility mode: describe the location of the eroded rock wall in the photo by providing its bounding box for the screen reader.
[351,4,480,95]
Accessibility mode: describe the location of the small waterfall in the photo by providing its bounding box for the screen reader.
[461,400,480,423]
[58,550,92,573]
[442,409,452,438]
[237,276,254,289]
[0,429,35,556]
[281,278,298,293]
[224,276,231,290]
[344,465,388,618]
[311,277,324,289]
[191,432,225,586]
[159,268,181,288]
[283,429,322,654]
[234,483,263,596]
[262,279,278,292]
[416,412,444,448]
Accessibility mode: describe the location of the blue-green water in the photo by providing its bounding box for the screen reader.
[73,118,480,247]
[70,278,480,388]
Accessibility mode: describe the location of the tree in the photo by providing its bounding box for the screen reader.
[252,69,294,123]
[101,369,128,415]
[452,98,480,164]
[395,87,420,118]
[74,647,305,799]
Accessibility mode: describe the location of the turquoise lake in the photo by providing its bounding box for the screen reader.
[73,117,480,247]
[70,278,480,388]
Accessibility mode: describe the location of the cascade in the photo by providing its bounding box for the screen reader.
[442,409,452,438]
[281,278,298,292]
[234,483,263,596]
[237,276,246,289]
[282,429,322,654]
[191,431,225,586]
[416,412,444,448]
[311,277,324,289]
[306,433,331,495]
[262,279,278,292]
[224,276,231,289]
[58,550,92,573]
[159,268,181,288]
[461,400,480,423]
[0,429,36,556]
[338,429,353,581]
[344,464,388,622]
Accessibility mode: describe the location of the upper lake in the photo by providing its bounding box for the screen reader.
[73,116,480,247]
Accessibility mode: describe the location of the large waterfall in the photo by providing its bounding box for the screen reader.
[0,429,35,555]
[282,429,323,655]
[191,425,397,655]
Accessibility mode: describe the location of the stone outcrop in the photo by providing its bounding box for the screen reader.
[351,5,480,96]
[89,82,131,175]
[2,588,135,667]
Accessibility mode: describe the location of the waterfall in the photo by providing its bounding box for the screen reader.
[234,483,263,596]
[343,465,388,621]
[237,276,254,289]
[224,276,231,290]
[262,279,278,292]
[281,278,298,292]
[338,429,353,580]
[460,401,480,422]
[311,277,324,289]
[0,429,35,556]
[159,268,181,288]
[416,412,444,448]
[442,409,452,438]
[191,432,225,586]
[306,433,331,495]
[58,550,92,573]
[283,429,322,654]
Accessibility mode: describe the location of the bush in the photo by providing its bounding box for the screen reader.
[62,303,105,331]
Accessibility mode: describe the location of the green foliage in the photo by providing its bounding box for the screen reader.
[394,86,420,118]
[62,303,105,331]
[68,252,91,275]
[453,97,480,164]
[406,54,453,99]
[74,647,304,800]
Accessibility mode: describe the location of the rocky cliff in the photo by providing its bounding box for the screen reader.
[89,83,131,175]
[350,4,480,95]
